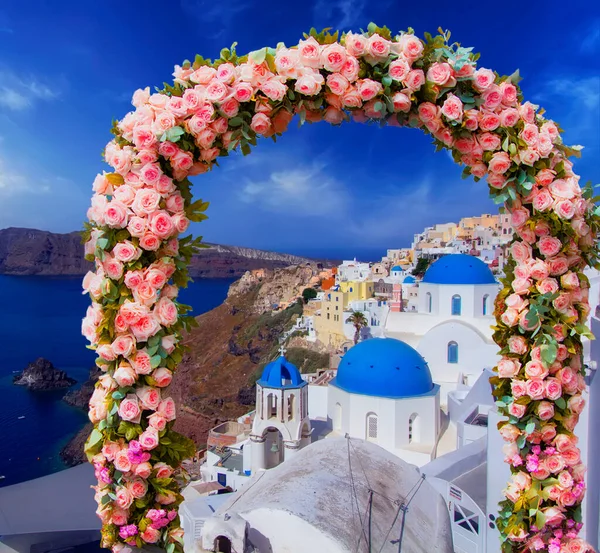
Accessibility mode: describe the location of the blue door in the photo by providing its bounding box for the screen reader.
[217,472,227,486]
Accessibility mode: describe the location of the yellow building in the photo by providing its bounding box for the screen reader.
[457,214,501,240]
[313,290,347,348]
[338,280,375,306]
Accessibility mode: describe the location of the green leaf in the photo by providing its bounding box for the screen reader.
[382,76,392,88]
[540,343,558,366]
[555,397,566,410]
[112,390,125,400]
[516,435,526,449]
[85,429,103,451]
[525,421,535,435]
[96,238,109,251]
[229,116,243,127]
[101,494,112,505]
[535,510,546,530]
[160,126,185,143]
[249,47,267,64]
[151,354,162,368]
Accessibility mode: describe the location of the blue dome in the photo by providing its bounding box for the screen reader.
[333,338,435,398]
[403,275,416,284]
[258,357,307,389]
[422,254,496,285]
[391,265,402,272]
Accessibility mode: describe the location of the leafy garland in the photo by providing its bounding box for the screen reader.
[83,24,599,553]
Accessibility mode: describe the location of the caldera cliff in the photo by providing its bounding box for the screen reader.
[0,227,317,278]
[60,263,331,466]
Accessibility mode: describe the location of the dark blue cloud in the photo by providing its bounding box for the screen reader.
[0,0,598,259]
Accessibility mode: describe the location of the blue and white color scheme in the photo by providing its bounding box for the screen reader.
[384,254,501,403]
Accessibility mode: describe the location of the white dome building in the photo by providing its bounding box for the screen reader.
[328,338,441,466]
[384,254,500,403]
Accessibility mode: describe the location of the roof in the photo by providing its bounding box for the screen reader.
[332,338,435,399]
[422,254,496,285]
[213,437,453,553]
[403,275,416,284]
[391,265,402,271]
[258,356,306,389]
[0,463,99,535]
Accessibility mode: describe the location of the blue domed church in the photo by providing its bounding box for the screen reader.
[384,254,500,403]
[328,338,441,466]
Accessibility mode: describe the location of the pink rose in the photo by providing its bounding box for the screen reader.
[499,423,521,442]
[389,59,410,82]
[478,132,501,151]
[497,357,521,378]
[538,236,562,258]
[511,241,532,263]
[325,73,349,96]
[553,292,571,313]
[532,189,553,212]
[520,123,539,147]
[511,380,527,398]
[131,349,153,375]
[148,412,167,431]
[545,377,563,400]
[340,56,360,82]
[526,378,545,400]
[525,359,548,379]
[111,507,129,526]
[131,313,160,342]
[152,367,173,388]
[344,32,367,57]
[399,34,424,61]
[136,385,161,410]
[403,69,425,91]
[321,43,347,72]
[260,78,287,102]
[104,201,129,229]
[519,101,536,123]
[133,281,157,305]
[356,79,383,101]
[505,293,528,311]
[139,428,160,450]
[542,506,565,527]
[135,462,152,479]
[104,257,124,280]
[114,449,132,473]
[519,148,540,166]
[418,102,438,123]
[536,277,559,295]
[390,92,411,113]
[112,334,135,357]
[441,94,463,121]
[155,297,178,326]
[488,151,511,174]
[568,394,585,414]
[250,112,272,136]
[501,308,519,327]
[366,34,391,58]
[511,207,530,228]
[205,79,228,103]
[508,402,526,418]
[512,277,531,295]
[470,163,487,178]
[487,173,507,189]
[548,256,569,276]
[426,62,454,86]
[295,71,324,96]
[479,111,501,131]
[128,478,148,499]
[118,394,141,422]
[139,233,161,252]
[154,462,174,479]
[298,36,322,68]
[508,336,528,355]
[114,363,137,387]
[473,68,495,91]
[554,199,576,220]
[148,211,174,240]
[499,108,519,127]
[156,491,176,505]
[537,401,555,420]
[464,110,479,130]
[140,526,161,544]
[158,397,176,421]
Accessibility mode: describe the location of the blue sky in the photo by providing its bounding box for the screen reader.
[0,1,598,260]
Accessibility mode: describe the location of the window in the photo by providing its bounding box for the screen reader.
[267,393,277,418]
[335,305,339,311]
[287,394,295,421]
[408,413,420,443]
[448,341,458,364]
[451,294,462,316]
[336,296,339,301]
[349,287,353,293]
[327,313,330,320]
[483,294,489,316]
[366,413,378,442]
[453,505,480,534]
[426,292,432,313]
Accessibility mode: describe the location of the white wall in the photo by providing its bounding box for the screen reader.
[417,321,500,405]
[307,384,329,420]
[418,283,498,318]
[327,384,439,466]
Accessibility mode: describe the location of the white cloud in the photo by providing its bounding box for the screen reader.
[179,0,252,36]
[0,70,59,111]
[542,76,600,111]
[239,163,349,216]
[312,0,367,31]
[580,20,600,54]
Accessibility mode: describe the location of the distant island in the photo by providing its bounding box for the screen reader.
[13,357,77,391]
[0,227,319,278]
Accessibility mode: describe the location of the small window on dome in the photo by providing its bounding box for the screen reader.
[366,413,378,442]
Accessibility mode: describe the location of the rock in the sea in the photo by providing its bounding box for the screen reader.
[63,366,101,409]
[13,357,76,391]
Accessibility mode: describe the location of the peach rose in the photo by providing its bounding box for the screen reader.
[155,297,178,327]
[118,395,141,422]
[152,367,173,388]
[158,397,176,421]
[567,395,585,415]
[545,378,563,400]
[111,507,129,526]
[511,380,527,398]
[497,357,521,378]
[389,59,410,82]
[149,413,167,431]
[542,506,565,527]
[501,308,519,327]
[114,363,137,387]
[321,43,347,72]
[426,62,454,86]
[537,401,555,420]
[111,334,135,357]
[508,402,526,418]
[526,378,545,400]
[114,449,132,473]
[508,336,528,355]
[139,428,160,450]
[441,94,463,121]
[403,69,425,91]
[499,423,521,442]
[140,526,161,544]
[116,486,134,509]
[488,151,511,174]
[135,462,152,479]
[128,478,148,499]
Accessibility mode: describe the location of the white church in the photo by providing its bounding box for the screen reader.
[177,254,600,553]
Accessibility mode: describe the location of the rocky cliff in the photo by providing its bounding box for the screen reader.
[13,358,76,391]
[0,227,317,277]
[60,263,328,466]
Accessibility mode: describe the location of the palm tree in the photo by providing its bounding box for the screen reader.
[346,311,368,345]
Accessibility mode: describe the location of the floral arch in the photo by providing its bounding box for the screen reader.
[82,24,599,553]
